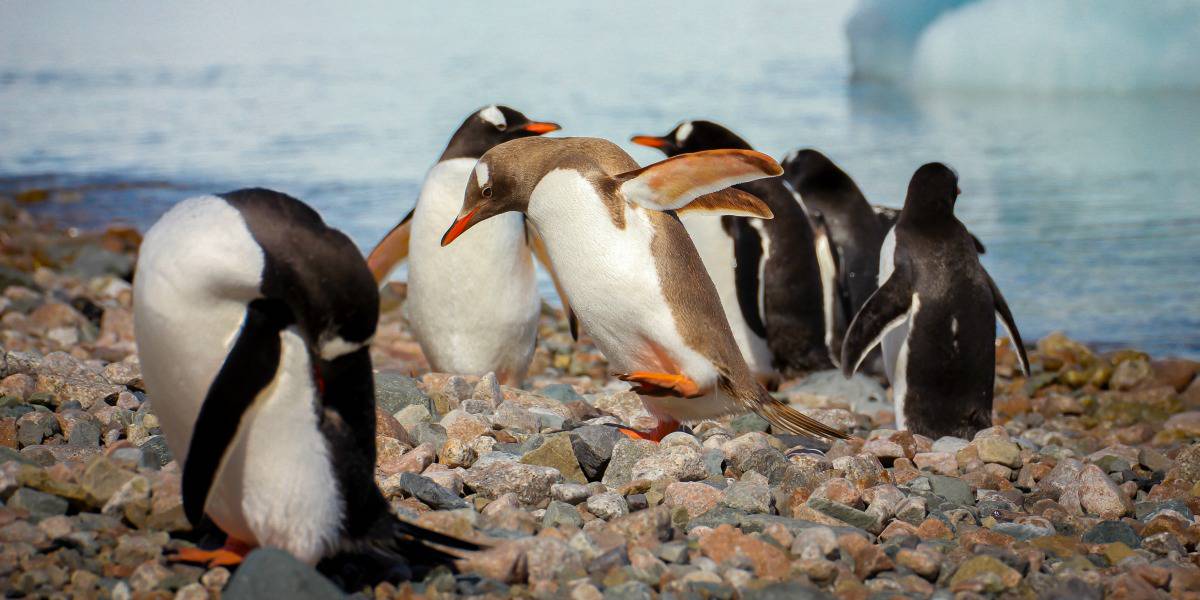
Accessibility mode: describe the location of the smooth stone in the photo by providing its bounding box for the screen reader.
[539,383,582,403]
[223,548,344,599]
[570,425,625,482]
[374,372,431,415]
[925,474,974,506]
[8,487,69,519]
[543,500,583,529]
[395,473,468,510]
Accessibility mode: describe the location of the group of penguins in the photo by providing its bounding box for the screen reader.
[130,105,1032,584]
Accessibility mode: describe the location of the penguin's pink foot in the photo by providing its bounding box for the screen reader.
[616,371,702,398]
[616,417,680,443]
[172,537,254,568]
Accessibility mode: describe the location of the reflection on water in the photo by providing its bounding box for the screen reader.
[0,1,1196,356]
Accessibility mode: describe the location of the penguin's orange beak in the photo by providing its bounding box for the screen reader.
[631,135,668,148]
[440,207,479,247]
[523,121,560,134]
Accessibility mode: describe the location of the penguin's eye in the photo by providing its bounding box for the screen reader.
[494,122,506,132]
[482,186,492,199]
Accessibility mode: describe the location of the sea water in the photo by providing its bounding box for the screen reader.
[1,1,1197,357]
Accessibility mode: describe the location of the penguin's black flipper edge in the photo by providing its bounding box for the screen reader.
[366,207,415,284]
[986,272,1030,376]
[181,298,291,526]
[841,270,913,378]
[971,233,987,255]
[527,222,580,341]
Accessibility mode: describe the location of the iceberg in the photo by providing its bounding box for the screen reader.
[847,0,1200,91]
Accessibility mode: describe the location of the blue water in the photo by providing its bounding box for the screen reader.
[1,1,1197,357]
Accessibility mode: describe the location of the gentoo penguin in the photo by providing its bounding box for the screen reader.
[632,121,834,376]
[876,207,986,384]
[133,189,476,573]
[368,105,562,384]
[841,165,1030,439]
[780,149,888,330]
[440,136,847,442]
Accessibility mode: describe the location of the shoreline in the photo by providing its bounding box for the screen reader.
[1,202,1199,596]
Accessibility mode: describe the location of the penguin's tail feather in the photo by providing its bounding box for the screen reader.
[746,383,849,440]
[321,515,484,588]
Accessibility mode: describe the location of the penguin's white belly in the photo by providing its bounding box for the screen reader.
[407,159,540,379]
[680,214,774,380]
[205,329,342,565]
[527,170,719,392]
[133,197,341,564]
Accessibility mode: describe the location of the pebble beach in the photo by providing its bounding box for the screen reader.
[2,203,1200,599]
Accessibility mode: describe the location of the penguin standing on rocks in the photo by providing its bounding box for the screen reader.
[134,188,476,576]
[632,121,835,376]
[841,165,1030,439]
[440,136,847,443]
[368,105,564,385]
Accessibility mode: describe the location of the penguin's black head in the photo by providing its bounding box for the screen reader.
[780,149,848,195]
[631,120,754,157]
[904,162,961,218]
[439,105,560,161]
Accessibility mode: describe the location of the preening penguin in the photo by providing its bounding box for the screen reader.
[367,105,565,385]
[133,189,476,576]
[841,165,1030,439]
[632,121,835,376]
[441,137,847,442]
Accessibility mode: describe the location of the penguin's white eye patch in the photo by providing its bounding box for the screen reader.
[475,161,490,189]
[675,121,694,144]
[479,105,506,131]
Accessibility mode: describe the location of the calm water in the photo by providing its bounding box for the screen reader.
[1,1,1197,357]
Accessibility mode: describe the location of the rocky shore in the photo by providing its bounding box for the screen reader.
[1,202,1199,599]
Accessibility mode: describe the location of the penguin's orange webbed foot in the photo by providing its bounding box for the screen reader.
[616,418,681,443]
[616,371,702,398]
[171,537,254,568]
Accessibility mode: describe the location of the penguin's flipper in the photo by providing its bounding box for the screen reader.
[527,221,579,340]
[182,298,292,526]
[366,208,414,284]
[841,271,914,377]
[971,233,987,255]
[616,149,781,213]
[728,218,767,337]
[673,188,773,219]
[986,272,1030,376]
